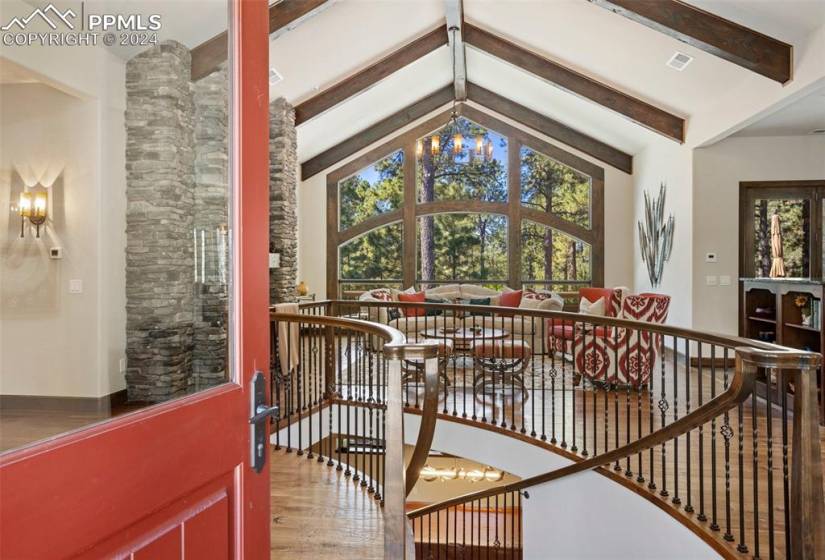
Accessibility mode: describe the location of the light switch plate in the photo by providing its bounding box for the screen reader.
[705,253,718,263]
[69,279,83,294]
[706,275,718,286]
[269,253,281,269]
[719,275,731,286]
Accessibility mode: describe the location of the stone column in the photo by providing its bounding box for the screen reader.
[269,98,298,304]
[192,65,229,390]
[124,41,195,402]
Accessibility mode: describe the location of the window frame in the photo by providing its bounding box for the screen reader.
[327,106,605,297]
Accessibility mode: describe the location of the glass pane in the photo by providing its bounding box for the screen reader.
[520,146,591,229]
[521,221,591,284]
[417,213,508,284]
[339,223,403,281]
[416,117,507,204]
[339,150,404,230]
[752,199,810,278]
[1,1,232,453]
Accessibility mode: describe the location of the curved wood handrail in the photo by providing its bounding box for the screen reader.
[269,310,441,494]
[270,310,406,346]
[406,345,777,518]
[320,299,784,352]
[398,342,441,496]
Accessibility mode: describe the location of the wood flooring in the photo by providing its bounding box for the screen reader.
[269,449,384,559]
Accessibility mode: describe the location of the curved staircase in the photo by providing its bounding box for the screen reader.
[270,301,825,559]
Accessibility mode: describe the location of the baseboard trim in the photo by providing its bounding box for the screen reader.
[0,389,128,414]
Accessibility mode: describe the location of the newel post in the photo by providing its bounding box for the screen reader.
[383,351,409,558]
[790,363,825,559]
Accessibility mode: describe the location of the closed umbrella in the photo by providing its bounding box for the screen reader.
[769,211,785,278]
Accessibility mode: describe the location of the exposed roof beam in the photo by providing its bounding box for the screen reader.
[295,26,448,125]
[587,0,792,84]
[463,22,685,143]
[301,85,454,180]
[445,0,467,101]
[191,0,332,81]
[466,83,633,174]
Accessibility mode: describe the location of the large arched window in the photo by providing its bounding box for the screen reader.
[327,107,604,297]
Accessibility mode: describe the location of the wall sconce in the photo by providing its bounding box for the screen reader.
[19,191,47,238]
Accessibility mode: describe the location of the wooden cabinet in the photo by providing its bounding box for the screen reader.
[741,278,824,424]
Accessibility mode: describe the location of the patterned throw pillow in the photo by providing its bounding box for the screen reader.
[520,289,564,311]
[367,288,394,302]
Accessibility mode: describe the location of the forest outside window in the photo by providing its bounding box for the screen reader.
[753,198,810,278]
[339,150,403,230]
[327,108,605,296]
[417,213,508,288]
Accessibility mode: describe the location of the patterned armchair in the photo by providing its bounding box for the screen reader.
[549,288,625,356]
[549,293,671,387]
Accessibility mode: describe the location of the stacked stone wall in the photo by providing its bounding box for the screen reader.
[124,41,195,402]
[269,98,298,304]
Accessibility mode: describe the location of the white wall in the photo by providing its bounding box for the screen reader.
[692,135,825,335]
[297,107,636,300]
[406,415,718,559]
[633,142,694,328]
[0,42,127,398]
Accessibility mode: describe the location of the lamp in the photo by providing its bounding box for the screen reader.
[18,191,47,238]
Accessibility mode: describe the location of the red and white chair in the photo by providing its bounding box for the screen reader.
[549,292,671,387]
[548,287,624,356]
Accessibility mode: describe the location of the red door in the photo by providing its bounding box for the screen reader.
[0,1,271,557]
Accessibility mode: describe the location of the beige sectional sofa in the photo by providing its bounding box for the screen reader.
[358,284,564,354]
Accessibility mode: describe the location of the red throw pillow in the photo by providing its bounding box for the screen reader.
[398,291,426,317]
[499,289,523,308]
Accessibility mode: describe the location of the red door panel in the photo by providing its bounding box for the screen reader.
[0,0,271,557]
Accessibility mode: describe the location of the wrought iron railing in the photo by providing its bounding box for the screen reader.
[269,305,440,556]
[316,299,824,560]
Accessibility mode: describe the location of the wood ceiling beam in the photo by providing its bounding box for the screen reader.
[463,22,685,143]
[301,85,454,180]
[466,83,633,174]
[587,0,792,84]
[295,26,448,125]
[191,0,331,82]
[444,0,467,101]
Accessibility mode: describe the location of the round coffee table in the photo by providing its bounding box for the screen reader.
[420,327,509,368]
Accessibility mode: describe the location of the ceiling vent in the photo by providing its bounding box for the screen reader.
[269,68,283,85]
[811,129,825,135]
[666,52,693,71]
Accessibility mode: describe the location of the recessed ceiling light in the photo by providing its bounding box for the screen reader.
[269,68,283,85]
[666,52,693,71]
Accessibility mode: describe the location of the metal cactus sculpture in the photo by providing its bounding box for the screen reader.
[638,183,675,288]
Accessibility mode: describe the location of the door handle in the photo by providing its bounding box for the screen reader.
[249,370,276,473]
[250,404,279,425]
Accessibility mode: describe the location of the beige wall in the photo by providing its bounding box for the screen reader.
[0,55,126,398]
[632,142,694,328]
[692,135,825,335]
[297,106,636,300]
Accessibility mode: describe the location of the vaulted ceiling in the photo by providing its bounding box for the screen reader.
[256,0,823,175]
[57,0,825,175]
